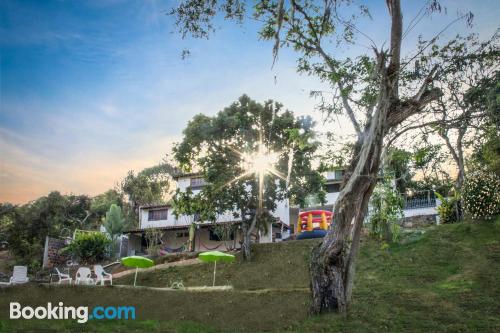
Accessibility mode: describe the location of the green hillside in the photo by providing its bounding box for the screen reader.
[1,218,499,332]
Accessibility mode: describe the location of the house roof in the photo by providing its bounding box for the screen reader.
[139,203,171,210]
[172,172,203,180]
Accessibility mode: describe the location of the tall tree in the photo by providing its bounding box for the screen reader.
[174,95,324,259]
[170,0,474,313]
[120,162,177,224]
[429,34,499,190]
[90,189,124,224]
[467,70,500,175]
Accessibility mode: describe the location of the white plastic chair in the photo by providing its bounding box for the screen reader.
[10,266,29,284]
[54,268,72,284]
[75,267,94,285]
[94,265,112,286]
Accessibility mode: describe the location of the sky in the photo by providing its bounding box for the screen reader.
[1,0,498,204]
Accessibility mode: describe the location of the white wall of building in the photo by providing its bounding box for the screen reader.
[325,192,340,206]
[403,206,438,218]
[139,175,291,233]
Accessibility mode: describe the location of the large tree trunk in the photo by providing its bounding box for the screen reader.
[241,222,252,260]
[241,214,258,261]
[310,90,389,313]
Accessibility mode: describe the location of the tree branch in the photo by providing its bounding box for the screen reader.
[387,65,441,129]
[338,82,362,138]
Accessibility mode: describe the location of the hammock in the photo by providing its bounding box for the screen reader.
[197,237,222,251]
[159,243,186,254]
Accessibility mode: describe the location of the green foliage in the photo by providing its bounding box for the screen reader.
[413,145,440,169]
[90,189,123,223]
[465,70,500,129]
[62,232,111,264]
[435,192,459,224]
[211,223,238,242]
[121,162,175,215]
[104,204,127,239]
[0,207,14,243]
[3,219,500,332]
[368,179,403,242]
[1,192,95,266]
[462,168,500,219]
[173,95,324,237]
[471,126,500,175]
[121,171,165,205]
[385,148,413,194]
[144,228,163,256]
[405,143,453,196]
[172,188,216,222]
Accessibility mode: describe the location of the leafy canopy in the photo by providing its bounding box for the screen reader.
[173,95,324,224]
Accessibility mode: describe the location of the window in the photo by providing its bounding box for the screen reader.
[189,177,206,190]
[325,183,340,193]
[334,169,344,180]
[176,232,189,238]
[148,208,168,221]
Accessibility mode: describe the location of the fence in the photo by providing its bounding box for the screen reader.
[402,190,436,210]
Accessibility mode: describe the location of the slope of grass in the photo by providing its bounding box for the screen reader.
[1,218,499,332]
[115,238,319,290]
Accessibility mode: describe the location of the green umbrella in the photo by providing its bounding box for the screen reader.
[121,256,154,287]
[198,251,235,286]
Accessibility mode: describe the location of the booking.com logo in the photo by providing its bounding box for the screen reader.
[10,302,135,323]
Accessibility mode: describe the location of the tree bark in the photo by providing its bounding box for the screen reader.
[241,214,258,261]
[310,89,388,313]
[241,222,252,260]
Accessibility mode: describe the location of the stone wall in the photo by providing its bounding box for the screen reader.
[42,236,70,268]
[399,214,437,228]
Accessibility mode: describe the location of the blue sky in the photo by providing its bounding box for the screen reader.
[1,0,498,203]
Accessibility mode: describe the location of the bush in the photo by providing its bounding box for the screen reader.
[369,179,403,242]
[435,192,459,224]
[62,232,111,264]
[462,168,500,219]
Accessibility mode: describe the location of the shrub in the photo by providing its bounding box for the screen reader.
[462,168,500,219]
[369,179,404,242]
[435,192,459,224]
[62,232,111,264]
[145,227,163,256]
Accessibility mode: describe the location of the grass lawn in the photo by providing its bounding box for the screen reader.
[1,218,499,332]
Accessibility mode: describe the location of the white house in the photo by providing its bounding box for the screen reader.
[124,168,439,255]
[125,173,291,255]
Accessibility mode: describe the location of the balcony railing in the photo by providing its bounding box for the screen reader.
[402,190,436,210]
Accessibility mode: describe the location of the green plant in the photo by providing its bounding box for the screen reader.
[104,204,126,239]
[368,179,404,242]
[435,192,459,224]
[62,232,111,264]
[145,227,163,256]
[462,168,500,219]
